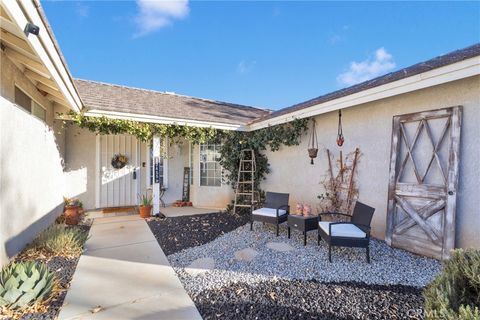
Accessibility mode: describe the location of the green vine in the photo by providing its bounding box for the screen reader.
[218,119,309,189]
[67,111,220,144]
[67,111,309,188]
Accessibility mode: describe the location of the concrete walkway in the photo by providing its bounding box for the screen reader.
[58,215,202,320]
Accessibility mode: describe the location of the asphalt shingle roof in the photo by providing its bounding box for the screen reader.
[75,79,270,126]
[250,43,480,124]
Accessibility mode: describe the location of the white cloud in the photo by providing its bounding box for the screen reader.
[237,60,256,75]
[74,2,89,18]
[337,47,396,86]
[134,0,189,37]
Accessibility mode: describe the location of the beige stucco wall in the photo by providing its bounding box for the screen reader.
[64,126,97,209]
[260,75,480,249]
[0,52,66,266]
[190,144,234,209]
[64,129,234,210]
[64,127,150,209]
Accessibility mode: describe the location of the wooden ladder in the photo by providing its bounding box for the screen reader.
[233,149,256,214]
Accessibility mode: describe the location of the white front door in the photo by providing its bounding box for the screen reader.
[98,135,140,208]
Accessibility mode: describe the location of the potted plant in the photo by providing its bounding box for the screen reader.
[138,192,153,218]
[63,197,80,225]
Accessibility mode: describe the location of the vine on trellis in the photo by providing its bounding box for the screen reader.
[65,111,309,188]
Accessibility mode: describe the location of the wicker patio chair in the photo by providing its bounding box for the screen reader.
[318,201,375,263]
[250,192,290,236]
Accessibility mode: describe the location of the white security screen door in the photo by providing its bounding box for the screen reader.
[99,135,140,208]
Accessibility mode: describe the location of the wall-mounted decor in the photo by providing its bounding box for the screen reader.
[308,119,318,164]
[111,153,128,169]
[336,109,345,147]
[318,148,360,215]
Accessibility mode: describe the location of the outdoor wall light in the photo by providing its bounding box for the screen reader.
[24,22,40,36]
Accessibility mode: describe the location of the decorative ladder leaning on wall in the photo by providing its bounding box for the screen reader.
[234,149,256,214]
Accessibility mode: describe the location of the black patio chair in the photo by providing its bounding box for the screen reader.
[318,201,375,263]
[250,192,289,236]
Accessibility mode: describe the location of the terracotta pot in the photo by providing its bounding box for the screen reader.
[139,205,152,218]
[303,205,312,216]
[65,205,79,225]
[295,203,304,215]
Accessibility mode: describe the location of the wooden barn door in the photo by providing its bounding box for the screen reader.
[386,106,462,260]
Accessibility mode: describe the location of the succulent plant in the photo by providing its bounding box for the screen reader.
[33,224,89,257]
[0,261,55,309]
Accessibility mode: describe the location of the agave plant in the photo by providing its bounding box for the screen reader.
[0,261,55,309]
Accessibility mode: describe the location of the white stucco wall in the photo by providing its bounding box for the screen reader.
[64,126,97,209]
[260,75,480,249]
[189,144,234,209]
[0,52,66,266]
[64,127,150,209]
[64,130,235,210]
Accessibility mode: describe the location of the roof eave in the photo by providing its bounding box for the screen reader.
[247,56,480,130]
[3,0,82,112]
[79,109,249,131]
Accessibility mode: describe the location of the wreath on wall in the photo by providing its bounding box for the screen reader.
[111,154,128,169]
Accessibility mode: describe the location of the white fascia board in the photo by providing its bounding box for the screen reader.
[3,0,82,112]
[83,109,247,131]
[248,57,480,130]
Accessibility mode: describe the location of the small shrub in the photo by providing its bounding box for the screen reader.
[32,224,89,257]
[424,249,480,320]
[0,261,55,310]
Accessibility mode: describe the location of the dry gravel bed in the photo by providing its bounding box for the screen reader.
[150,213,441,320]
[5,224,91,320]
[146,212,250,255]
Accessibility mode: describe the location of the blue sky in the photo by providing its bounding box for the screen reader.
[42,1,479,110]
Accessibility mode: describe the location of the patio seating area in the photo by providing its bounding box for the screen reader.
[156,212,441,319]
[1,1,478,318]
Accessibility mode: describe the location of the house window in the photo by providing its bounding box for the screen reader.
[14,86,46,122]
[199,143,222,187]
[32,101,46,121]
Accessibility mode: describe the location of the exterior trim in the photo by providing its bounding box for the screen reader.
[3,0,82,112]
[249,57,480,130]
[95,135,100,208]
[83,109,247,131]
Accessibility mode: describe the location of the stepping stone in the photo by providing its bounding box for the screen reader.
[185,257,215,276]
[234,248,259,262]
[266,242,294,252]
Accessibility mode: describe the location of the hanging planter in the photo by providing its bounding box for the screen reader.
[308,119,318,165]
[111,153,128,169]
[336,109,345,147]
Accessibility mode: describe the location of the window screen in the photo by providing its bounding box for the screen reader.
[14,86,32,113]
[32,101,46,121]
[199,143,222,187]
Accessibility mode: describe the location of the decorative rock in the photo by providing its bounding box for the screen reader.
[266,242,294,252]
[234,248,259,262]
[185,257,215,276]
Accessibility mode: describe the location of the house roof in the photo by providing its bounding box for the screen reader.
[75,79,270,127]
[251,43,480,125]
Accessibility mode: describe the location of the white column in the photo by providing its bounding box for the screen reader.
[152,135,161,214]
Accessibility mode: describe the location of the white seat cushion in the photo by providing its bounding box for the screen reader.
[252,207,287,217]
[318,221,366,238]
